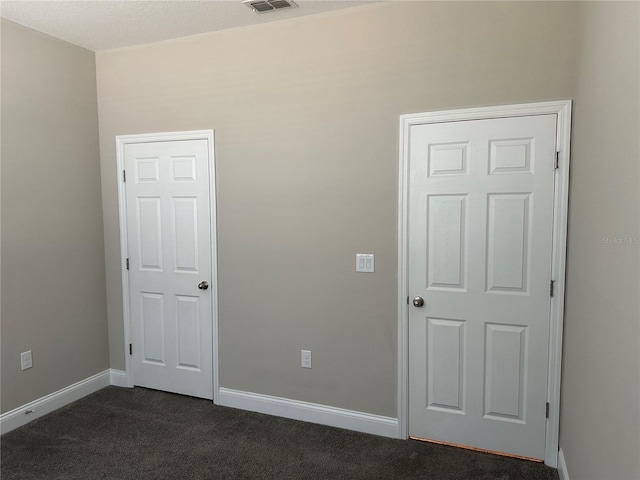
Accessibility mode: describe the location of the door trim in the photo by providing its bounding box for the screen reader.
[116,130,220,404]
[397,101,572,467]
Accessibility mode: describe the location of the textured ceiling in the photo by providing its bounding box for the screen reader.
[0,0,375,51]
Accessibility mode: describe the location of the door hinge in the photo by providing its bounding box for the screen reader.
[129,343,132,355]
[546,402,550,418]
[550,279,555,297]
[554,151,559,170]
[126,258,130,270]
[122,170,126,182]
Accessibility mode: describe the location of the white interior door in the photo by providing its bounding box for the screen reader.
[408,114,557,460]
[125,139,213,400]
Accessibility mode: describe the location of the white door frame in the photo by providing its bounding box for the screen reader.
[116,130,220,404]
[397,101,571,467]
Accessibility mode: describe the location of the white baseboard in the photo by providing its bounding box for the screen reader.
[558,448,570,480]
[218,387,399,438]
[0,369,110,435]
[109,369,128,387]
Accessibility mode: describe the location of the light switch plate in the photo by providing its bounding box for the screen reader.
[356,254,374,273]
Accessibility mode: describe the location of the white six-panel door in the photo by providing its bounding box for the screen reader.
[408,114,557,460]
[124,139,213,400]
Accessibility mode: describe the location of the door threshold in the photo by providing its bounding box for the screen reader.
[409,436,543,463]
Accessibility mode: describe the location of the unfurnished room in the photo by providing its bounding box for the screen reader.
[0,1,638,479]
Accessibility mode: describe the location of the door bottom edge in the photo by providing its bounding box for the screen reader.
[409,436,543,463]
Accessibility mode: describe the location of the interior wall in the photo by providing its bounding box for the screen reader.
[1,20,109,413]
[560,2,640,479]
[96,1,578,417]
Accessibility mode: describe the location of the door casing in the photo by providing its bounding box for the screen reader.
[397,101,572,467]
[116,130,220,404]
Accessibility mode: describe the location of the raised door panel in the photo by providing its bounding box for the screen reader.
[171,155,197,182]
[427,318,465,413]
[176,295,201,371]
[427,195,467,290]
[428,142,469,177]
[486,193,532,294]
[484,323,528,423]
[172,197,199,273]
[141,292,165,366]
[135,157,160,183]
[488,138,533,175]
[137,197,163,271]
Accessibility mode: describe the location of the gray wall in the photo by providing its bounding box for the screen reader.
[560,2,640,479]
[96,2,578,417]
[1,20,109,413]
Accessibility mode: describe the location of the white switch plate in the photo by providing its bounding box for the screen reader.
[21,350,33,371]
[356,254,374,273]
[301,350,312,368]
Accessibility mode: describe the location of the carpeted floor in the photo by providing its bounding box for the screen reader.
[1,386,559,480]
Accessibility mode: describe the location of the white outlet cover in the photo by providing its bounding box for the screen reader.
[356,254,374,273]
[301,350,312,368]
[21,350,33,370]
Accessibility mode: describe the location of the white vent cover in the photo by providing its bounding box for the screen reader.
[242,0,298,13]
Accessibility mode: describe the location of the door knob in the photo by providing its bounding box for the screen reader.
[198,281,209,290]
[412,296,424,307]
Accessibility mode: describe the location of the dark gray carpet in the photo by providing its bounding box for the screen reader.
[1,386,559,480]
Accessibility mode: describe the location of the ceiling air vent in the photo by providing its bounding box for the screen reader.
[242,0,298,13]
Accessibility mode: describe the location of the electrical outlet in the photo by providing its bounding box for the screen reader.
[301,350,312,369]
[21,350,33,371]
